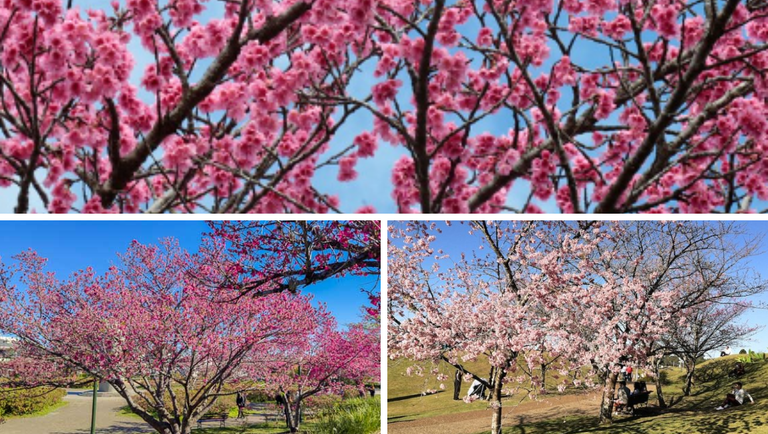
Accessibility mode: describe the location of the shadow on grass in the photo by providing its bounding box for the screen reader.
[388,391,445,403]
[499,401,766,434]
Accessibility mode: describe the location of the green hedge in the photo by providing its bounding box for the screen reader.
[313,396,380,434]
[0,387,67,417]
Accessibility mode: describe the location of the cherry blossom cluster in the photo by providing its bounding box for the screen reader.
[2,0,768,212]
[202,220,380,296]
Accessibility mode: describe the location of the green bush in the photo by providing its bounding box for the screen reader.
[204,395,235,416]
[312,396,380,434]
[0,387,66,417]
[246,388,274,403]
[657,370,671,386]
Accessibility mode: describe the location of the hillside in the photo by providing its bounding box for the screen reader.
[388,355,768,434]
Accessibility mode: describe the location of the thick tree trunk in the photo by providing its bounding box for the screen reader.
[653,359,667,409]
[489,369,506,434]
[598,371,618,424]
[541,363,547,392]
[453,369,462,400]
[683,359,696,396]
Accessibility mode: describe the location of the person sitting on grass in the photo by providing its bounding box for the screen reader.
[614,381,631,414]
[729,362,746,378]
[716,382,755,410]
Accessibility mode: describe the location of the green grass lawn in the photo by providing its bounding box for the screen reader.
[389,354,768,434]
[492,355,768,434]
[388,357,592,422]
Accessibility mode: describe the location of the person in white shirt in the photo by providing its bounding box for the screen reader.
[716,382,755,410]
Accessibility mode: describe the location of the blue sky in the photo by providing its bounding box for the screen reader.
[390,220,768,356]
[0,220,377,327]
[1,1,757,212]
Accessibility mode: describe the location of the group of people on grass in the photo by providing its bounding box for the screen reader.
[613,380,649,414]
[611,360,757,416]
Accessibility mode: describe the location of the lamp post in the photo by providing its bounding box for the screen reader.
[90,379,97,434]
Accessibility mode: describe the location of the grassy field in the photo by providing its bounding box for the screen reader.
[389,355,768,434]
[388,356,593,422]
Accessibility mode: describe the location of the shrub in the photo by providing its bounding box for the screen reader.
[657,371,671,386]
[312,396,380,434]
[206,395,235,416]
[246,388,274,403]
[0,387,66,416]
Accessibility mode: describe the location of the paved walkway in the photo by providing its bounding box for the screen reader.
[1,391,153,434]
[1,393,289,434]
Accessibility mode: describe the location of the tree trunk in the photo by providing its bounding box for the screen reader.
[291,400,302,433]
[598,371,618,424]
[281,398,295,432]
[489,369,506,434]
[281,398,303,433]
[653,359,667,409]
[683,360,696,396]
[453,369,462,400]
[541,363,547,392]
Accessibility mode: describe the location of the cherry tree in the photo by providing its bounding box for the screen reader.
[388,220,767,432]
[0,240,333,434]
[203,220,380,298]
[388,220,606,433]
[264,319,380,432]
[667,301,758,396]
[3,0,768,213]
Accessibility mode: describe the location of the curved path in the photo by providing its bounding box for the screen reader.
[1,392,153,434]
[2,393,290,434]
[388,390,605,434]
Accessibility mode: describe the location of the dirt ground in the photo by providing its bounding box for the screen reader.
[388,390,605,434]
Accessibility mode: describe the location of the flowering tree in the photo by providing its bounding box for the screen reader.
[667,301,758,396]
[556,221,767,422]
[389,221,600,433]
[0,240,330,434]
[264,319,380,432]
[388,220,766,432]
[204,220,380,298]
[3,0,768,213]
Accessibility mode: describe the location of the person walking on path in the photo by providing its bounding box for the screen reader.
[236,392,247,419]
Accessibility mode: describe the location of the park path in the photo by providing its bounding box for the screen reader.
[1,393,286,434]
[388,390,606,434]
[0,391,153,434]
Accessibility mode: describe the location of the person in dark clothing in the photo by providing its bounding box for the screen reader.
[729,362,746,378]
[236,392,247,419]
[631,381,647,396]
[454,369,462,400]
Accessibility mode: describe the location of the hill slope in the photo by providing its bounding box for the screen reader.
[388,355,768,434]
